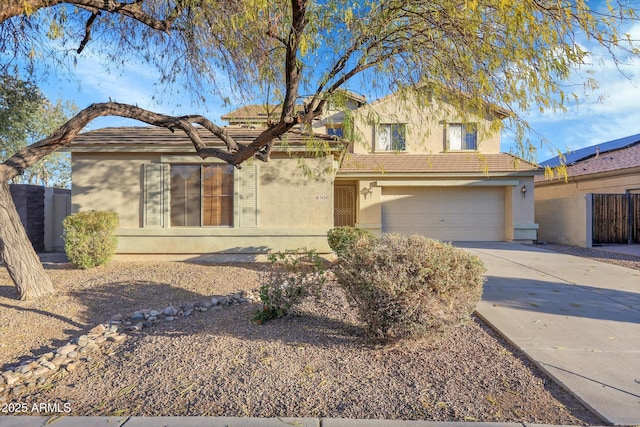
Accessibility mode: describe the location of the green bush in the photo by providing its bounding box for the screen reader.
[334,233,486,342]
[63,211,119,269]
[327,226,376,258]
[253,248,328,324]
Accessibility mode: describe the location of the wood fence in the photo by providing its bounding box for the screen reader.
[592,193,640,244]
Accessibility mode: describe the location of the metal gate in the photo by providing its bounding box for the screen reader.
[334,186,356,227]
[592,193,640,244]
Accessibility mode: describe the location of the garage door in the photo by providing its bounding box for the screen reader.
[381,187,505,241]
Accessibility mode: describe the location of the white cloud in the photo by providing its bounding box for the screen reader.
[506,21,640,161]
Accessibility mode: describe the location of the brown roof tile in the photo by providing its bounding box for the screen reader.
[70,126,341,149]
[338,153,540,175]
[220,104,305,121]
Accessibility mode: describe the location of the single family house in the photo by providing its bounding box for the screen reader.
[68,89,540,256]
[535,134,640,247]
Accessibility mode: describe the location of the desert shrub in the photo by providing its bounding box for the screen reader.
[327,226,376,258]
[63,211,119,269]
[253,248,328,324]
[334,233,486,341]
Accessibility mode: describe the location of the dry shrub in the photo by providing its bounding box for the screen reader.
[253,248,329,324]
[63,210,119,269]
[334,233,486,341]
[327,226,376,258]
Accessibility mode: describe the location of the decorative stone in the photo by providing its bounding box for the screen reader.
[131,313,145,322]
[201,300,212,309]
[111,314,123,321]
[41,361,57,371]
[3,373,20,386]
[143,321,154,328]
[89,324,106,336]
[163,306,178,316]
[77,335,90,347]
[17,365,32,375]
[50,356,67,367]
[148,316,157,322]
[210,297,219,306]
[58,344,77,356]
[149,310,161,317]
[182,309,193,317]
[32,367,50,377]
[165,316,175,322]
[109,334,127,343]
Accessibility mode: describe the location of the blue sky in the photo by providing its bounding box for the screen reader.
[33,14,640,164]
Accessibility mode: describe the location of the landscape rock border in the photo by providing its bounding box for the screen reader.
[0,290,256,402]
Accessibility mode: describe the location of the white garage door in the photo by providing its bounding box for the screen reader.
[381,187,505,241]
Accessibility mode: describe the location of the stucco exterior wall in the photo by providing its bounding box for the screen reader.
[72,153,156,228]
[535,195,592,247]
[350,94,501,155]
[536,169,640,200]
[258,156,334,228]
[71,152,335,254]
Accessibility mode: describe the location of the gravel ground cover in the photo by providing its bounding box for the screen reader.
[0,249,627,423]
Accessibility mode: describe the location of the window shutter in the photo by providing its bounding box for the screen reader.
[239,164,258,227]
[143,163,169,228]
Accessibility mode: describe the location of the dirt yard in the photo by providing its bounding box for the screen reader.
[0,255,613,423]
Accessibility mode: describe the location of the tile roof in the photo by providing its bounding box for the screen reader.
[338,153,540,175]
[220,104,306,121]
[70,126,341,149]
[540,133,640,167]
[538,140,640,181]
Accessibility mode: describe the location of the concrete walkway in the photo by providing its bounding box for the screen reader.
[459,242,640,426]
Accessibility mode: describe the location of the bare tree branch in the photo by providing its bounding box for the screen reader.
[77,11,100,53]
[1,0,183,31]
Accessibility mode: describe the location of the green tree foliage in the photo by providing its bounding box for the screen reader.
[1,1,638,160]
[0,75,76,187]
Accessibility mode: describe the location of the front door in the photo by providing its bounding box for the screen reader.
[334,186,356,227]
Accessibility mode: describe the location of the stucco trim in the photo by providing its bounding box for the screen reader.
[374,179,520,187]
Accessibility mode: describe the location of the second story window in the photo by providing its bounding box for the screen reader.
[376,124,406,151]
[447,123,477,151]
[326,125,343,138]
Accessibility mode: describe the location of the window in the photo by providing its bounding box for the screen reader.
[170,164,233,227]
[376,124,406,151]
[447,123,477,151]
[326,125,343,138]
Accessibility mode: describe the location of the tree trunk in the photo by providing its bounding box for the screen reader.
[0,177,55,300]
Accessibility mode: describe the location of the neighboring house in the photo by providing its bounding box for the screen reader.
[535,134,640,247]
[68,89,540,256]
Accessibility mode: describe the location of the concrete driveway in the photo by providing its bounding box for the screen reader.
[457,242,640,426]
